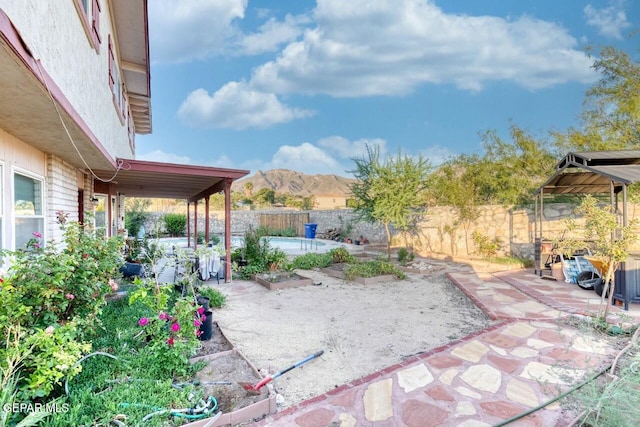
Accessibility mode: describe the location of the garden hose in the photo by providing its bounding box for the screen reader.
[64,351,118,395]
[121,395,219,425]
[172,380,232,388]
[493,325,640,427]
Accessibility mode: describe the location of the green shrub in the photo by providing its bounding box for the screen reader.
[163,213,186,236]
[344,260,406,280]
[290,253,333,270]
[197,287,227,308]
[124,199,150,238]
[472,230,502,257]
[329,247,355,263]
[397,247,415,265]
[0,216,123,399]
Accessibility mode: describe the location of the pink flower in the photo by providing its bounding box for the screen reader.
[33,243,41,249]
[32,231,42,238]
[170,323,180,332]
[44,326,55,335]
[65,293,75,300]
[201,314,206,321]
[166,336,174,346]
[197,307,205,315]
[196,330,202,337]
[158,312,169,321]
[194,318,202,327]
[138,317,149,327]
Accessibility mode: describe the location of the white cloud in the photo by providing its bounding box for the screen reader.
[149,0,247,63]
[417,145,455,166]
[238,14,310,55]
[318,137,387,159]
[271,142,343,174]
[177,82,315,129]
[584,2,630,39]
[250,0,596,96]
[137,149,194,165]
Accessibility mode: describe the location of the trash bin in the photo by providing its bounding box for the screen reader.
[304,223,318,239]
[199,310,213,341]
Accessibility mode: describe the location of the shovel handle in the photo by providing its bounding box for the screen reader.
[274,350,324,379]
[254,350,324,391]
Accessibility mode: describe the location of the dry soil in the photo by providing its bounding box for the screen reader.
[208,258,495,409]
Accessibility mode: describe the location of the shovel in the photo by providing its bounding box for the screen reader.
[240,350,324,395]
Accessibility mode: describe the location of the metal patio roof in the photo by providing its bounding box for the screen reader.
[537,151,640,195]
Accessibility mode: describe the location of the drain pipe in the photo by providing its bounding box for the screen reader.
[493,326,640,427]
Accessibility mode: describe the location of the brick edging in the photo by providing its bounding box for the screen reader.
[264,319,512,422]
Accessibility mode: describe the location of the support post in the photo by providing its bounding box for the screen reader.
[224,178,233,282]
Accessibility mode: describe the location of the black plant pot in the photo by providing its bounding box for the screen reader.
[199,310,213,341]
[197,296,210,311]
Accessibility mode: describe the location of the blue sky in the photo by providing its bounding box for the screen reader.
[136,0,638,178]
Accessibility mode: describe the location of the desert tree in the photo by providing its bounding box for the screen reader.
[349,144,432,259]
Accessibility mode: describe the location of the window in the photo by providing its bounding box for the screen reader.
[13,173,44,250]
[108,35,125,119]
[74,0,101,51]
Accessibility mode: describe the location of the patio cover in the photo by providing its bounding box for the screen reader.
[537,150,640,196]
[95,158,250,282]
[535,150,640,233]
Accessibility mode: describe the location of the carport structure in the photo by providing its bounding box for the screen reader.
[534,150,640,309]
[95,158,249,282]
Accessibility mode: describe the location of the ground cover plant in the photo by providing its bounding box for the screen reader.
[41,297,208,426]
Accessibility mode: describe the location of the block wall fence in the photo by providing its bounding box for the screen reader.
[142,203,640,260]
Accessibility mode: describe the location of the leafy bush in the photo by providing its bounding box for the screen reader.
[344,260,406,280]
[397,247,415,265]
[290,253,333,270]
[0,216,123,399]
[197,287,227,308]
[124,199,150,238]
[163,213,186,236]
[472,230,502,257]
[329,247,355,263]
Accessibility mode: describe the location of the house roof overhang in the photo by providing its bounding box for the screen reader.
[0,3,151,172]
[112,0,151,134]
[95,159,250,202]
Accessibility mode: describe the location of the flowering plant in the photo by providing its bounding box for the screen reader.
[0,214,124,399]
[133,297,204,377]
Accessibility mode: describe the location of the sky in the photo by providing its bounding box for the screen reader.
[136,0,639,178]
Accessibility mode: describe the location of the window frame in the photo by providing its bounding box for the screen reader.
[108,35,126,123]
[73,0,101,52]
[12,169,45,251]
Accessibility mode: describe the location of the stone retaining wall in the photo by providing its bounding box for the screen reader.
[142,203,640,260]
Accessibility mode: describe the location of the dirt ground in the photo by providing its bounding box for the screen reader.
[208,258,495,409]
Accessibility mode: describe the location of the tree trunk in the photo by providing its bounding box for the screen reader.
[599,261,618,319]
[384,222,392,260]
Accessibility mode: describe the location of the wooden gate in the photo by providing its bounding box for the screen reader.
[259,212,310,236]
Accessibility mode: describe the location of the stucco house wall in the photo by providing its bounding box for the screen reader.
[1,1,133,160]
[0,1,144,252]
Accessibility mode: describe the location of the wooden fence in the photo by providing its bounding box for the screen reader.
[259,212,310,236]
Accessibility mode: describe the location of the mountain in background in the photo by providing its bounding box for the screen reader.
[232,169,356,196]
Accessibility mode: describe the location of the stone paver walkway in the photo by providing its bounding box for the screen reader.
[252,269,639,426]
